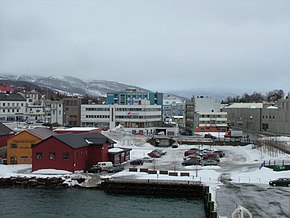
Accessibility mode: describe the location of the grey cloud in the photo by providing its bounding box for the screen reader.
[0,0,290,95]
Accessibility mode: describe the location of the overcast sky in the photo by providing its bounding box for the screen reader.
[0,0,290,95]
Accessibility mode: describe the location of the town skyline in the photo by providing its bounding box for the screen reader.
[1,74,289,101]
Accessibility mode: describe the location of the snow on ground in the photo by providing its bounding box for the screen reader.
[1,134,288,188]
[0,164,32,178]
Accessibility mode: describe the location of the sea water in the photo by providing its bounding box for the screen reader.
[0,187,205,218]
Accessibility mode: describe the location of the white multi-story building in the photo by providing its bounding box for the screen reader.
[25,104,45,121]
[0,93,26,122]
[81,103,163,135]
[44,100,64,125]
[194,111,228,132]
[163,94,185,120]
[185,95,228,132]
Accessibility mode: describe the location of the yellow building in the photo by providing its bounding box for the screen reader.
[7,128,56,164]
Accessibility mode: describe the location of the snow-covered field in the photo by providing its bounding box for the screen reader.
[1,132,290,217]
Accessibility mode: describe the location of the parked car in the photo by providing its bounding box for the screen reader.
[107,164,125,173]
[95,162,113,171]
[201,159,219,166]
[203,153,220,162]
[153,149,167,155]
[142,157,154,163]
[184,148,201,156]
[130,159,144,165]
[171,143,179,148]
[182,158,200,166]
[213,150,225,158]
[148,151,161,158]
[204,133,217,140]
[26,120,34,124]
[148,149,166,158]
[201,148,213,154]
[84,165,102,173]
[269,178,290,187]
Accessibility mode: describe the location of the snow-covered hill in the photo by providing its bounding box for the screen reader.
[0,74,149,97]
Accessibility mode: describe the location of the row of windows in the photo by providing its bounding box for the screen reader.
[36,152,70,160]
[200,114,226,118]
[1,109,20,113]
[115,108,161,112]
[20,156,29,162]
[86,115,110,118]
[199,121,226,124]
[116,115,161,119]
[199,128,227,132]
[262,115,275,119]
[85,115,161,119]
[86,108,110,111]
[85,107,161,112]
[114,94,148,98]
[0,102,24,107]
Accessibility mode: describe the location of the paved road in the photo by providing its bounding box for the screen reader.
[217,183,290,218]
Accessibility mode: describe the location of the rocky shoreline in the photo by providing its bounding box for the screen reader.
[0,176,86,188]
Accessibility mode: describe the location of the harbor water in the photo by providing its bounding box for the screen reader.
[0,187,205,218]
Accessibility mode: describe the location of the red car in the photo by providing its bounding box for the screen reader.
[184,148,201,156]
[203,153,220,162]
[148,151,161,158]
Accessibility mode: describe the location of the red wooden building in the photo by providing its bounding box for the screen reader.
[32,132,116,172]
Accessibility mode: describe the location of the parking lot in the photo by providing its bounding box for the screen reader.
[105,133,290,217]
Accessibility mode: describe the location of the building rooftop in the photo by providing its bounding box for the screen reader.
[0,93,26,101]
[0,123,15,136]
[52,132,115,149]
[225,103,264,109]
[27,127,57,139]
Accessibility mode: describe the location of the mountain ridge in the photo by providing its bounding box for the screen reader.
[0,74,149,97]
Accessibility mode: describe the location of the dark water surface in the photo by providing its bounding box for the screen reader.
[0,187,205,218]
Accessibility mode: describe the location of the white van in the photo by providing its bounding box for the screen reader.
[95,162,113,171]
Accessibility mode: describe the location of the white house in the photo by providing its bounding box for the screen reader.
[0,93,27,122]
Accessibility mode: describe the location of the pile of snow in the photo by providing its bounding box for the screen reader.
[32,169,72,175]
[0,164,31,178]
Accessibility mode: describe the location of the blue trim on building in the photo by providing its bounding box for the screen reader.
[106,90,163,106]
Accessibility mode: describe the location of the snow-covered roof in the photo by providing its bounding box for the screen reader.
[108,147,124,153]
[108,147,131,154]
[54,127,101,131]
[267,106,278,109]
[172,116,183,119]
[226,103,263,109]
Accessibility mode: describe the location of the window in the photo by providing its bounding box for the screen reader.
[20,156,28,162]
[49,152,56,160]
[36,152,42,160]
[63,153,69,160]
[10,143,18,148]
